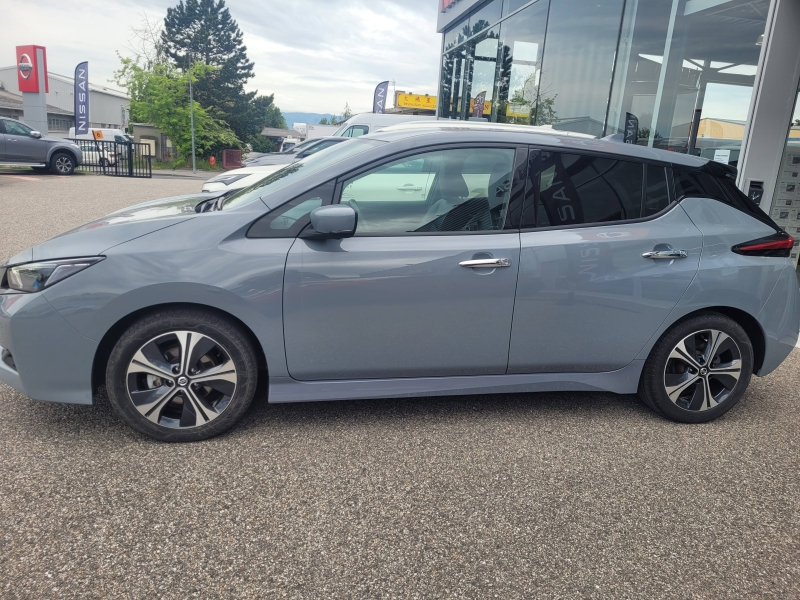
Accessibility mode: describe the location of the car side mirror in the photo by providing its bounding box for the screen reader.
[30,131,42,138]
[301,205,358,239]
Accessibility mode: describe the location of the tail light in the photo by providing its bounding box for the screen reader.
[732,232,795,257]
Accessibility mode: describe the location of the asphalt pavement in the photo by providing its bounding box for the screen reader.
[0,172,799,599]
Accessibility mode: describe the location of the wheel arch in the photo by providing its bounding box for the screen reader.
[91,302,268,396]
[48,146,78,163]
[647,306,766,375]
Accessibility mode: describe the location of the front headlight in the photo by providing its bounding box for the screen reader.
[2,257,104,293]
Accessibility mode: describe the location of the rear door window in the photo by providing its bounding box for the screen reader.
[644,164,671,217]
[532,152,644,227]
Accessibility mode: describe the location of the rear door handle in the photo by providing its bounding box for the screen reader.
[642,249,688,259]
[460,258,512,268]
[397,185,422,192]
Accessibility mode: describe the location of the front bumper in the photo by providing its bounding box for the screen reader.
[0,292,97,404]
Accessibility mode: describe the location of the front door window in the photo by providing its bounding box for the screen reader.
[340,148,515,234]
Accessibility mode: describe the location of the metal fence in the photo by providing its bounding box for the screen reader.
[68,139,152,178]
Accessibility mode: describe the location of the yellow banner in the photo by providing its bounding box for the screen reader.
[468,99,492,114]
[397,93,437,110]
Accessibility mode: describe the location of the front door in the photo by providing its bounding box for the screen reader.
[283,146,524,381]
[3,119,47,163]
[508,152,703,373]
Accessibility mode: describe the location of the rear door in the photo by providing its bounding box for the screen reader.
[508,151,703,373]
[283,145,527,381]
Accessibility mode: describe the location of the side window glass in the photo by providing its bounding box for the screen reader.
[673,169,729,204]
[247,182,335,238]
[4,120,33,136]
[347,125,368,138]
[536,153,644,227]
[340,148,515,235]
[644,164,671,217]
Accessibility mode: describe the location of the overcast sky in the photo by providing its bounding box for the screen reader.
[2,0,442,114]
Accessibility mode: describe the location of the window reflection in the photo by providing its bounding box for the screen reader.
[440,0,770,159]
[607,0,768,159]
[496,0,549,124]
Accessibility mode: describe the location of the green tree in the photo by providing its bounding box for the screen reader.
[318,117,330,125]
[161,0,258,141]
[116,57,241,160]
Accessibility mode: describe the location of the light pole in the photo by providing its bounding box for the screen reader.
[188,56,197,173]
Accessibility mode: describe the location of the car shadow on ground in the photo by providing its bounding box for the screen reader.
[4,376,751,445]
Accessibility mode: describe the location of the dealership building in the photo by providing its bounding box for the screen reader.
[436,0,800,266]
[0,64,129,137]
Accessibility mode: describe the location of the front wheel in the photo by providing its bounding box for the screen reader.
[106,308,259,442]
[639,313,753,423]
[50,152,76,175]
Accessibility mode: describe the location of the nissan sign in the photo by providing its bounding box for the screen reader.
[74,62,90,136]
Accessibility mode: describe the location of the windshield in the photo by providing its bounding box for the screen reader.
[223,139,382,210]
[283,139,315,154]
[332,122,351,136]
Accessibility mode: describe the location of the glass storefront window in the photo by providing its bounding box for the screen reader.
[537,0,624,137]
[444,17,470,52]
[463,27,501,120]
[769,84,800,270]
[440,0,770,158]
[496,0,549,124]
[469,0,503,36]
[503,0,535,16]
[607,0,769,161]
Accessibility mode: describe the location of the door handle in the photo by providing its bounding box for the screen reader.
[642,249,688,259]
[460,258,512,268]
[398,185,423,192]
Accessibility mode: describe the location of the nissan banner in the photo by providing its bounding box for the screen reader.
[74,62,89,135]
[372,81,389,114]
[624,112,638,145]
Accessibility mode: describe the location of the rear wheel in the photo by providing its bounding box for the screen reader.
[639,313,753,423]
[106,308,258,442]
[50,151,76,175]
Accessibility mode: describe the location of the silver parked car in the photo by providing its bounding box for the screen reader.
[0,117,83,174]
[1,122,798,442]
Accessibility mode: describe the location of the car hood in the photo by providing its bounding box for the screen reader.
[14,192,223,263]
[248,155,295,166]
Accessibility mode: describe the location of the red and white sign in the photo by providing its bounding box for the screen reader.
[16,45,48,93]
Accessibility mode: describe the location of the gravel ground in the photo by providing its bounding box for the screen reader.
[0,172,799,599]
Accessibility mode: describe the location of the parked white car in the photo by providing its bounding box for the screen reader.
[332,113,435,138]
[201,165,284,195]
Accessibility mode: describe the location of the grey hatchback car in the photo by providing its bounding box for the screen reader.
[1,122,798,441]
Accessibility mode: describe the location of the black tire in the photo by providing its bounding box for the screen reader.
[106,308,259,442]
[639,313,753,423]
[100,157,110,167]
[50,151,76,175]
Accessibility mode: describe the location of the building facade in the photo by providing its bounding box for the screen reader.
[436,0,800,267]
[0,66,129,135]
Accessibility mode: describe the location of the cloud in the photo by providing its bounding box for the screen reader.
[2,0,442,114]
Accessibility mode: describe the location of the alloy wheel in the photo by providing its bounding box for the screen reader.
[663,329,743,412]
[125,331,238,429]
[55,156,73,173]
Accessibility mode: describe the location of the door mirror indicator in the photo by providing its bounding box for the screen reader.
[302,205,358,239]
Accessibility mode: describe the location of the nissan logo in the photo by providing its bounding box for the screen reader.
[18,54,33,80]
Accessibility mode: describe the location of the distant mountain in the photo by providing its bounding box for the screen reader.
[282,112,337,128]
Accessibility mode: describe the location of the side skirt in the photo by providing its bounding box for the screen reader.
[268,360,645,403]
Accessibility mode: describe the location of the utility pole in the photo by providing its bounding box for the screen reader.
[188,57,197,173]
